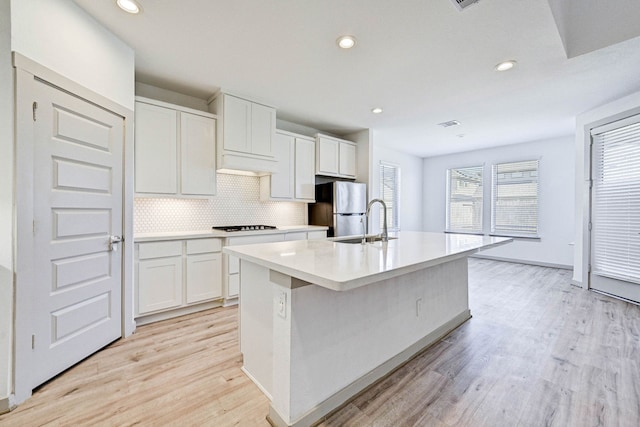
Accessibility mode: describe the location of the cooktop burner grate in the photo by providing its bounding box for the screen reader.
[212,225,277,232]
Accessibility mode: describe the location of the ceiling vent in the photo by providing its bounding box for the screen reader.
[438,120,461,128]
[450,0,480,12]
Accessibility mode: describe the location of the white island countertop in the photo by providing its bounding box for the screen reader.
[224,231,511,291]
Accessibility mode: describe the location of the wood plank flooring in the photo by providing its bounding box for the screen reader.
[2,259,639,426]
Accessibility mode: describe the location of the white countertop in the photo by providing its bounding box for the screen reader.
[134,225,328,242]
[223,231,512,291]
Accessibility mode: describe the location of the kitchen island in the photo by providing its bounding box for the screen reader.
[223,231,511,427]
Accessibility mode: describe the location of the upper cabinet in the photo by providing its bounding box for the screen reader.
[315,134,357,179]
[260,130,315,202]
[135,97,216,197]
[208,93,277,174]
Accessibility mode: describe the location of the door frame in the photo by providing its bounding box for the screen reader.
[580,104,640,292]
[12,53,135,404]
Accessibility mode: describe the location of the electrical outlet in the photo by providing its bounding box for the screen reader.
[277,291,287,319]
[416,298,423,318]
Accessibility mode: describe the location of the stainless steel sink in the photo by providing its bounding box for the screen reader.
[334,236,398,244]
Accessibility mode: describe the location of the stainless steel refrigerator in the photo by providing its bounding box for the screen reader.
[308,181,367,237]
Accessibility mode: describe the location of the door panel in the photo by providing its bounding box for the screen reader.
[590,115,640,303]
[32,78,123,387]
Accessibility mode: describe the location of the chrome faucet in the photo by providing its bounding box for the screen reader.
[365,198,389,243]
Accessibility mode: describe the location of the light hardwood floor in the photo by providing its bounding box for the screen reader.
[2,259,639,426]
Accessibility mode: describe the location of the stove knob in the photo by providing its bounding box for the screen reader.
[241,226,247,231]
[259,225,264,230]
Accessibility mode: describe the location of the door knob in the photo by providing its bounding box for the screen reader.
[109,235,124,252]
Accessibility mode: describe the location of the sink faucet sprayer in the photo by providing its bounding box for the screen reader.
[362,199,389,244]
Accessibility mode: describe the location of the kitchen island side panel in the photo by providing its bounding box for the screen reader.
[267,257,469,425]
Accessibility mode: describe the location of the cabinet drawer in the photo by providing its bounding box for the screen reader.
[186,238,222,255]
[226,234,284,246]
[285,232,307,241]
[138,241,182,260]
[308,231,327,240]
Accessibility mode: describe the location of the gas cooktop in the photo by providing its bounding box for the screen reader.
[212,225,277,232]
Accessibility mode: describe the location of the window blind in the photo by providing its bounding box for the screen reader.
[446,166,483,233]
[380,162,400,231]
[591,119,640,284]
[491,160,539,237]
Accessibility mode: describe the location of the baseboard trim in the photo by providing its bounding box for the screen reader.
[471,254,572,270]
[0,395,16,414]
[135,300,223,326]
[267,309,472,427]
[242,367,273,401]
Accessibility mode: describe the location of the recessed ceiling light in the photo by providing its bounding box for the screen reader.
[494,60,517,72]
[336,35,357,49]
[371,107,383,114]
[116,0,141,14]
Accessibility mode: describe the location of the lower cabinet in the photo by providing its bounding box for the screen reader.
[223,230,327,300]
[136,238,223,319]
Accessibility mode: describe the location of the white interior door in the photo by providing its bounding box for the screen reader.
[31,78,124,386]
[590,115,640,303]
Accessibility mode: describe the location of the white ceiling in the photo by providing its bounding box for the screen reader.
[74,0,640,158]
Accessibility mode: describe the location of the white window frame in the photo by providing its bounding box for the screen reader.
[379,161,400,232]
[446,165,484,235]
[490,159,540,238]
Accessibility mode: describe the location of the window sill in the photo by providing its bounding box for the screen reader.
[444,230,484,236]
[489,234,541,241]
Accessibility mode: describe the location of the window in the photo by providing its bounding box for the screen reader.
[446,166,483,234]
[379,162,400,231]
[491,160,539,237]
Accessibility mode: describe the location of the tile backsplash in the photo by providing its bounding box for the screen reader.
[134,174,307,233]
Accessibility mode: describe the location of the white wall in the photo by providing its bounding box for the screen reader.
[573,90,640,287]
[370,143,424,233]
[0,0,13,410]
[11,0,134,110]
[423,137,575,268]
[136,82,209,112]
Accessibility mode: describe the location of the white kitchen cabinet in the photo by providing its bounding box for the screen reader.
[284,231,308,241]
[316,134,357,178]
[186,253,222,303]
[136,238,223,322]
[181,112,217,195]
[295,137,316,200]
[223,234,284,299]
[268,132,295,199]
[185,238,222,303]
[137,241,183,315]
[135,97,216,197]
[260,130,315,202]
[209,93,277,173]
[135,102,178,194]
[339,141,357,177]
[316,136,339,176]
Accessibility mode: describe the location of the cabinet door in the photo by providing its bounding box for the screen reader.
[251,103,275,157]
[228,273,240,298]
[137,256,182,315]
[339,142,357,177]
[180,113,216,195]
[271,132,294,199]
[223,94,251,153]
[186,253,222,303]
[295,138,315,200]
[317,137,339,175]
[135,102,178,194]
